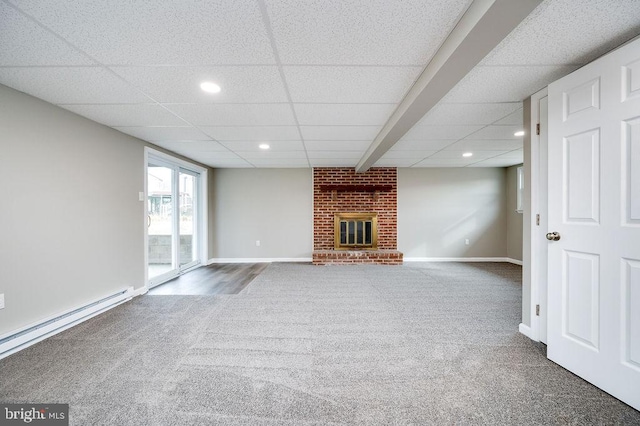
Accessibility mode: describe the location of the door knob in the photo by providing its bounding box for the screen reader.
[546,232,561,241]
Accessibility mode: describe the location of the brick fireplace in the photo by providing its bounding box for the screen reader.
[312,167,403,265]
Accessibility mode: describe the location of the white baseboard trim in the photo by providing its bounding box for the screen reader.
[207,258,312,264]
[519,323,536,341]
[0,287,134,360]
[208,257,523,266]
[404,257,521,263]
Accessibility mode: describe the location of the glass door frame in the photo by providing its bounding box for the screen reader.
[145,148,208,289]
[178,168,199,271]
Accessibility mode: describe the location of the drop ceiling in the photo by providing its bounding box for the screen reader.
[1,0,639,169]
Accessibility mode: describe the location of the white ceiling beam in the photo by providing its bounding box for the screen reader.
[355,0,542,172]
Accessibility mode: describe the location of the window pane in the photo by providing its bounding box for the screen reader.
[340,221,347,244]
[365,221,372,245]
[517,166,524,212]
[348,221,355,244]
[148,165,174,278]
[356,221,363,244]
[179,172,196,266]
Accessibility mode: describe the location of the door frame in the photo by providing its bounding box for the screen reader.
[143,147,208,290]
[520,87,548,342]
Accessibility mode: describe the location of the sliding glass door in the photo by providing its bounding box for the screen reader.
[148,164,175,280]
[147,157,201,287]
[178,170,198,268]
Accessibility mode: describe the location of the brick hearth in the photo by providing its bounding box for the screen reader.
[312,167,402,265]
[312,249,403,265]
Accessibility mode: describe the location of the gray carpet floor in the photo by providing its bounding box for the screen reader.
[1,262,639,425]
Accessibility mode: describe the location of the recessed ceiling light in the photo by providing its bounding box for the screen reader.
[259,143,270,150]
[514,130,525,137]
[462,152,473,157]
[200,81,221,94]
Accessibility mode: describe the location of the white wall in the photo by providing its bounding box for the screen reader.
[506,164,524,261]
[398,168,507,259]
[210,168,313,260]
[0,85,147,336]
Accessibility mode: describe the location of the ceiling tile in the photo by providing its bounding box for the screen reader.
[300,126,380,141]
[111,66,288,103]
[380,150,437,159]
[164,104,295,126]
[202,126,300,141]
[179,151,242,160]
[493,108,523,125]
[442,65,579,103]
[402,125,483,141]
[152,140,229,152]
[492,149,524,160]
[0,3,94,66]
[0,67,151,104]
[4,0,635,171]
[9,0,275,65]
[294,103,396,126]
[443,139,523,151]
[391,140,454,151]
[115,126,210,141]
[307,151,364,160]
[310,158,358,167]
[266,0,470,66]
[468,125,523,140]
[304,140,372,151]
[481,0,640,66]
[60,104,188,127]
[468,159,521,167]
[429,150,507,160]
[247,159,310,168]
[197,158,254,168]
[374,158,422,167]
[190,152,241,160]
[412,158,475,167]
[418,102,522,126]
[220,140,305,152]
[235,150,307,160]
[284,66,421,103]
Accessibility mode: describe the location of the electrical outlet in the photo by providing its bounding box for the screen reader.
[465,239,470,245]
[0,294,4,310]
[256,240,261,247]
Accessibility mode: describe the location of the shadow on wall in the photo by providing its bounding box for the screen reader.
[441,198,506,254]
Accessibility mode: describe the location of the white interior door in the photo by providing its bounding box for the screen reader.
[547,37,640,410]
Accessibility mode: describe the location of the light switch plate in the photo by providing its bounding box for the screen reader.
[138,192,145,202]
[0,294,4,309]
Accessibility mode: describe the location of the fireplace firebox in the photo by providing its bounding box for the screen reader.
[334,213,377,250]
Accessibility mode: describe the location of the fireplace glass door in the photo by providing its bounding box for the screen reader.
[340,220,373,246]
[335,213,378,249]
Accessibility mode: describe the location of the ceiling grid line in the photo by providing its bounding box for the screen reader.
[3,0,257,168]
[3,0,224,151]
[256,0,311,167]
[394,104,526,167]
[2,0,639,168]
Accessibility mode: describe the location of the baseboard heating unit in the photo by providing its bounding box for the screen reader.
[0,287,134,360]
